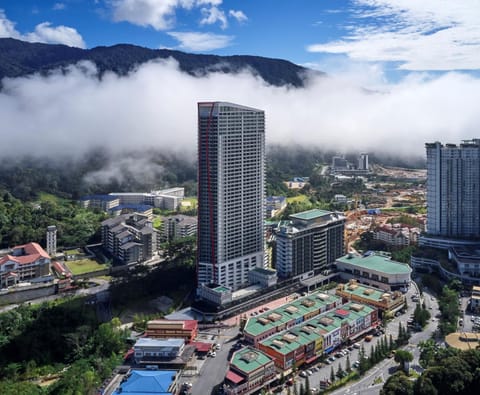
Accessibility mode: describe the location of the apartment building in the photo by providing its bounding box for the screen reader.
[275,209,345,279]
[197,102,266,291]
[101,213,157,264]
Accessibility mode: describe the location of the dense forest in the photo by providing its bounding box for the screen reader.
[0,298,126,395]
[0,190,106,249]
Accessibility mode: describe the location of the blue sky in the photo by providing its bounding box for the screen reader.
[1,0,480,81]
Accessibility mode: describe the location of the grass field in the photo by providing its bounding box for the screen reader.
[65,259,108,275]
[180,197,198,211]
[153,217,163,229]
[287,194,309,204]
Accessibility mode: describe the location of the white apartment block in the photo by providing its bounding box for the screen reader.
[197,102,266,291]
[426,139,480,238]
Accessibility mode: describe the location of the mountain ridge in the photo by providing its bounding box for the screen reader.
[0,38,317,87]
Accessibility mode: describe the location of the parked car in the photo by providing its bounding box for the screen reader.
[365,335,373,342]
[300,371,308,378]
[353,342,361,349]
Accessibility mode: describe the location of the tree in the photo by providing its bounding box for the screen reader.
[336,362,344,378]
[419,339,439,368]
[359,345,369,375]
[346,355,352,373]
[380,371,414,395]
[330,366,335,382]
[394,350,413,374]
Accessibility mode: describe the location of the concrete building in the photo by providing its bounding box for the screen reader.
[449,247,480,279]
[158,214,197,243]
[426,139,480,239]
[133,338,185,363]
[197,102,266,292]
[471,286,480,313]
[248,267,277,288]
[0,243,51,288]
[79,195,120,211]
[335,253,412,291]
[46,225,57,256]
[373,225,410,247]
[358,153,369,171]
[110,188,184,211]
[224,348,276,395]
[197,283,233,306]
[275,209,345,279]
[101,213,157,264]
[145,320,198,342]
[335,280,405,316]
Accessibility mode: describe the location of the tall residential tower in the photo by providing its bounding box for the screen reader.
[197,102,266,291]
[426,139,480,239]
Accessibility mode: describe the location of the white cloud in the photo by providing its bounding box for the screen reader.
[200,6,227,29]
[1,58,479,162]
[0,10,17,37]
[167,31,233,51]
[110,0,230,30]
[52,3,66,11]
[0,9,85,48]
[307,0,480,71]
[228,9,247,24]
[25,22,86,48]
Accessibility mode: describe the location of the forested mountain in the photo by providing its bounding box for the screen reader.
[0,38,315,87]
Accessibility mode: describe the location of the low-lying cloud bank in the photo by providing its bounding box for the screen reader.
[1,58,479,161]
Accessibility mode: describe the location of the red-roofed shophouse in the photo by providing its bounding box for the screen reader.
[0,242,51,288]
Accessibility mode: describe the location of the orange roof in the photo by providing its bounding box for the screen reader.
[0,242,50,267]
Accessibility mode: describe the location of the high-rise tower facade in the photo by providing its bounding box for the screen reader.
[426,139,480,238]
[197,102,265,291]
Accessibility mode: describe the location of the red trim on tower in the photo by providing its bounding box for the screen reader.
[204,103,217,283]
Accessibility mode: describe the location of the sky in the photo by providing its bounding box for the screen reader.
[1,0,480,173]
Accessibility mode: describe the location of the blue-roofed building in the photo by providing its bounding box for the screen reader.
[115,369,179,395]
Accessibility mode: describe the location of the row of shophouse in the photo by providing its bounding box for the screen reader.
[224,281,405,395]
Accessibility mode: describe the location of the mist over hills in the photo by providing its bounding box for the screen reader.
[0,38,311,87]
[1,38,477,201]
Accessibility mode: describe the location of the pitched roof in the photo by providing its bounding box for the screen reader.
[0,242,50,266]
[118,369,176,394]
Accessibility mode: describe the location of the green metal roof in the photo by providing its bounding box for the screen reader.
[336,254,412,274]
[259,302,375,355]
[243,291,341,337]
[214,286,231,293]
[231,347,272,374]
[290,209,333,221]
[337,283,394,303]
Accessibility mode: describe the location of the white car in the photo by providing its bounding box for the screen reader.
[210,351,216,357]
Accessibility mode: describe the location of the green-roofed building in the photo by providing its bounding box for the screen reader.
[258,302,378,371]
[336,279,406,315]
[224,347,276,395]
[335,252,412,291]
[243,290,342,346]
[275,209,345,278]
